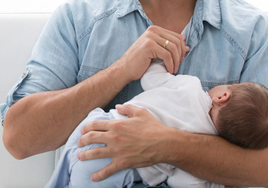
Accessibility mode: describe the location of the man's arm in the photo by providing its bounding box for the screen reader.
[165,128,268,187]
[3,61,131,159]
[3,23,187,159]
[2,4,132,159]
[77,104,268,187]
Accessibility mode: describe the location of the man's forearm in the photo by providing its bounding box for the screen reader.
[3,59,131,159]
[162,129,268,186]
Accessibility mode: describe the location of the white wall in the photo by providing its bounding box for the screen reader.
[0,0,267,13]
[0,0,267,104]
[0,14,51,103]
[246,0,268,12]
[0,0,64,13]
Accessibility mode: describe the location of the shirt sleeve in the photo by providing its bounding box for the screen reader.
[0,3,80,126]
[140,58,175,91]
[240,13,268,87]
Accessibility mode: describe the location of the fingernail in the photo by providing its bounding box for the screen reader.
[80,127,85,135]
[115,104,123,109]
[174,67,178,74]
[77,152,82,160]
[77,140,82,147]
[91,175,97,182]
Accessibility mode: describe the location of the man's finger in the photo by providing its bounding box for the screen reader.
[81,120,110,135]
[78,131,107,147]
[91,163,118,182]
[116,104,147,118]
[78,146,110,160]
[153,44,174,73]
[180,34,190,63]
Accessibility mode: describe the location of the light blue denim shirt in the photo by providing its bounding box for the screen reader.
[1,0,268,126]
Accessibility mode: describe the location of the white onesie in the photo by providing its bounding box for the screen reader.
[111,59,223,188]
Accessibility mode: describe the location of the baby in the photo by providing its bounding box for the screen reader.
[45,59,268,188]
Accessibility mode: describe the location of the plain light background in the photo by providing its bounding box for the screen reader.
[0,0,267,103]
[0,0,64,13]
[0,0,267,13]
[0,1,267,188]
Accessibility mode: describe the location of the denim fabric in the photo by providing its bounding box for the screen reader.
[1,0,268,126]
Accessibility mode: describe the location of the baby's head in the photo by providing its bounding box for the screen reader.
[209,82,268,149]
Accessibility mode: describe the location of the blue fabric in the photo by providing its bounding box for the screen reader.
[45,108,142,188]
[132,183,146,188]
[1,0,268,125]
[133,182,169,188]
[0,0,267,187]
[132,184,249,188]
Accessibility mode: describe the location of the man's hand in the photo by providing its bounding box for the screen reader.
[119,25,189,81]
[77,104,171,182]
[76,26,190,182]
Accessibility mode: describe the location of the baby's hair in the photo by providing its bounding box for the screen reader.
[217,82,268,149]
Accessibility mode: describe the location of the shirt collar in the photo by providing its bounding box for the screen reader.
[116,0,221,29]
[193,0,221,30]
[117,0,145,18]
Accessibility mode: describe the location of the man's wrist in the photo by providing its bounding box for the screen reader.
[106,57,133,85]
[155,127,187,164]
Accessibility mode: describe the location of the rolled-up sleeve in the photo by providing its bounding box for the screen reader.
[1,2,80,126]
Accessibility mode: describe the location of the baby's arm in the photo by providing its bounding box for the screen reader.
[141,58,175,91]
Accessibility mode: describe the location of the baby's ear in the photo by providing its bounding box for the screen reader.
[217,91,231,104]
